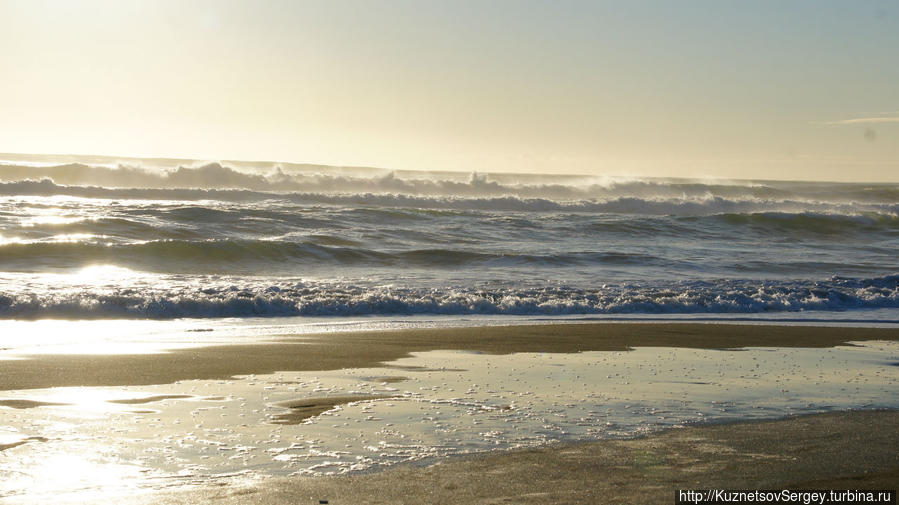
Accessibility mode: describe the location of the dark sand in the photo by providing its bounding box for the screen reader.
[0,436,48,452]
[108,394,194,405]
[3,323,898,390]
[115,410,899,505]
[271,394,399,425]
[0,399,68,409]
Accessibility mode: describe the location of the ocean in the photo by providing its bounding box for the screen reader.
[2,154,899,500]
[1,154,897,323]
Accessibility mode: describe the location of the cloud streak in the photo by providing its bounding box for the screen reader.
[821,115,899,125]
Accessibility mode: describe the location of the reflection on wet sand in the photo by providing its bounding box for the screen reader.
[1,339,898,502]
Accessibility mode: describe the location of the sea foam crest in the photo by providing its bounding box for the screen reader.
[1,161,898,205]
[1,178,897,218]
[0,276,896,319]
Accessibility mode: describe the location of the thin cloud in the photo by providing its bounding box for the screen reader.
[821,115,899,125]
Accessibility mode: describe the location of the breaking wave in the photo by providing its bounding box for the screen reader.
[0,275,896,319]
[2,155,897,322]
[1,178,898,218]
[1,161,898,205]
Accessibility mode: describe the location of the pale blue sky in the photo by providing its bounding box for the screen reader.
[1,0,896,181]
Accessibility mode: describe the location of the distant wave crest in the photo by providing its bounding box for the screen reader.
[1,161,898,207]
[1,178,897,218]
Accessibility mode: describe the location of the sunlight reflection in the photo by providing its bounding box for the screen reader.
[2,452,149,503]
[19,388,136,415]
[0,233,25,245]
[0,316,290,357]
[19,215,85,227]
[0,319,191,355]
[45,233,98,243]
[70,264,143,284]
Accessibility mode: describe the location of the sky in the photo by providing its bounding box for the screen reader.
[0,0,897,182]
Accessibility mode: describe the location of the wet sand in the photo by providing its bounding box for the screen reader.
[3,322,898,503]
[98,410,899,505]
[3,323,898,390]
[270,394,400,425]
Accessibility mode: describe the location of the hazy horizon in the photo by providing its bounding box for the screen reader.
[1,1,897,182]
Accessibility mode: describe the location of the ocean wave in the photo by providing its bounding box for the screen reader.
[0,275,895,319]
[1,162,898,205]
[694,211,899,235]
[0,238,676,272]
[2,179,897,218]
[8,206,896,250]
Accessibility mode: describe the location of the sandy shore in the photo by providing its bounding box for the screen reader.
[93,410,899,505]
[4,322,898,390]
[3,322,898,504]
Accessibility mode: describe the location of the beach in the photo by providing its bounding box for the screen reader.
[135,410,899,505]
[2,322,898,503]
[3,322,899,390]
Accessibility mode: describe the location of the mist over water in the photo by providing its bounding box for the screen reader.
[0,155,896,320]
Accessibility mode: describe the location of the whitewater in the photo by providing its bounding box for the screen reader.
[0,154,897,321]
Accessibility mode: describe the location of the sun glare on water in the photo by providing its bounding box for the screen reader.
[2,451,151,503]
[18,215,85,227]
[69,264,143,284]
